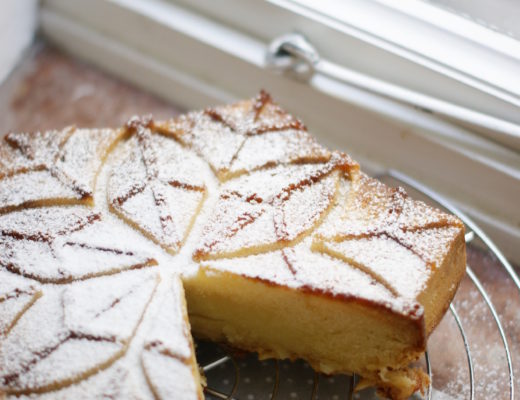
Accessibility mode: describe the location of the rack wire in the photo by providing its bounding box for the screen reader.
[195,170,519,400]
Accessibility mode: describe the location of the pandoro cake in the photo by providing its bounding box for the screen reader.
[0,92,466,400]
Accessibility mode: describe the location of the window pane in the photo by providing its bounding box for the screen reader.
[424,0,520,40]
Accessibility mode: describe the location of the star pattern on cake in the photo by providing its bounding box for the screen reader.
[107,117,207,254]
[194,152,356,260]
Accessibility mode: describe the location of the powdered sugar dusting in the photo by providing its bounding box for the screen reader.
[315,172,464,269]
[141,277,200,400]
[0,270,158,394]
[0,127,124,212]
[142,352,199,399]
[13,362,138,400]
[142,277,192,361]
[0,206,156,283]
[313,172,463,314]
[0,120,206,397]
[0,92,465,399]
[319,236,430,300]
[393,227,461,269]
[107,120,207,254]
[194,155,348,260]
[0,270,38,303]
[63,271,159,340]
[285,240,420,316]
[155,91,335,181]
[162,112,246,175]
[0,170,78,209]
[207,90,305,136]
[227,129,330,179]
[201,249,296,286]
[0,271,40,336]
[202,236,421,319]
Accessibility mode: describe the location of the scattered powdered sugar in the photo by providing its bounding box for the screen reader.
[1,129,72,171]
[141,352,199,399]
[14,363,133,400]
[0,170,78,210]
[317,172,405,238]
[392,227,461,269]
[142,276,192,360]
[0,292,38,336]
[8,116,219,400]
[278,173,337,241]
[201,249,297,287]
[0,270,38,302]
[202,236,421,319]
[206,91,307,140]
[430,389,460,400]
[55,128,124,196]
[285,241,416,314]
[63,270,159,340]
[1,288,67,389]
[19,338,122,392]
[310,172,464,316]
[0,204,90,234]
[169,112,246,174]
[222,161,338,202]
[398,196,461,231]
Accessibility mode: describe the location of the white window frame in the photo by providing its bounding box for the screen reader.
[39,0,520,263]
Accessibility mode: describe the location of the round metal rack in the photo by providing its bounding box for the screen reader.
[196,170,520,400]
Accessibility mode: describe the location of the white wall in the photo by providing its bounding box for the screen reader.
[0,0,38,84]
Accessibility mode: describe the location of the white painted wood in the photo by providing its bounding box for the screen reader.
[171,0,520,125]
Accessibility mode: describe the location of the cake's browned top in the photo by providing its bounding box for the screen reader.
[0,91,464,399]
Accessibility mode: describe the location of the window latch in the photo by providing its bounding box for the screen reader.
[265,33,319,81]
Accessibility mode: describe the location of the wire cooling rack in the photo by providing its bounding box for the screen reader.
[195,170,520,400]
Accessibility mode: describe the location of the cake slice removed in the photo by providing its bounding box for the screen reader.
[184,127,465,399]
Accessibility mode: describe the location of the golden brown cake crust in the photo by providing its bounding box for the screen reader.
[0,92,465,400]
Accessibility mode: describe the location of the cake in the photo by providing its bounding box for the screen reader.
[0,92,466,400]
